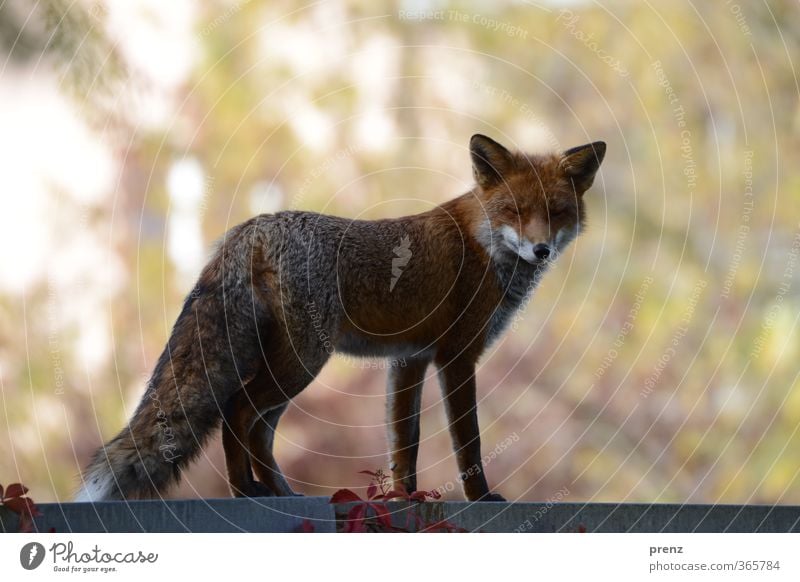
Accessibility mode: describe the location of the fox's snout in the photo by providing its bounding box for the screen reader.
[497,224,558,264]
[532,243,551,260]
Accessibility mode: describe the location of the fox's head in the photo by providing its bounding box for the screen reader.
[470,134,605,265]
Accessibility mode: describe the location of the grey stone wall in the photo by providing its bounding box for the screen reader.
[2,498,799,533]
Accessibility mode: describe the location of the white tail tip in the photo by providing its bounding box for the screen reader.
[74,470,113,502]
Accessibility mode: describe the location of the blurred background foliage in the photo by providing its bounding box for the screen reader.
[1,0,799,503]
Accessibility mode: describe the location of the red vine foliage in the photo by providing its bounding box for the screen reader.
[0,483,42,532]
[330,469,465,533]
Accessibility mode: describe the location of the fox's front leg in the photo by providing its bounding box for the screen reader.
[437,356,505,502]
[386,358,429,493]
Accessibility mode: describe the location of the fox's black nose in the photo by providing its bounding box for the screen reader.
[533,244,551,260]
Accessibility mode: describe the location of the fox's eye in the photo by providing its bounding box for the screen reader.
[550,204,576,218]
[498,201,520,214]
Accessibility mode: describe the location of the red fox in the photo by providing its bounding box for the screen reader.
[75,134,605,502]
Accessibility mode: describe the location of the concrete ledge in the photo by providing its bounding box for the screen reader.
[1,497,337,533]
[2,498,799,533]
[371,501,800,533]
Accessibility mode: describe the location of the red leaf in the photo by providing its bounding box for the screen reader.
[330,489,363,504]
[4,496,34,515]
[347,504,366,519]
[369,503,393,530]
[5,483,28,499]
[299,519,315,533]
[343,504,367,533]
[408,488,441,501]
[409,490,434,502]
[366,483,378,500]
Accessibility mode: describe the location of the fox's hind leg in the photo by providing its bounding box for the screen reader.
[386,357,430,494]
[222,389,277,497]
[248,403,301,496]
[222,335,330,497]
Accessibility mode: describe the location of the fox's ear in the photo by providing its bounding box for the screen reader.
[470,134,514,188]
[560,141,606,193]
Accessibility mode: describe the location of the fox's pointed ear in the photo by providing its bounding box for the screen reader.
[470,134,514,188]
[560,141,606,193]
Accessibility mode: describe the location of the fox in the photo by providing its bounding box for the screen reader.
[75,134,605,503]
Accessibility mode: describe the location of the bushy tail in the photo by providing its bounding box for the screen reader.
[75,222,269,501]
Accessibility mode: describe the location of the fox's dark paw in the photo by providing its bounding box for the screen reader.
[397,480,417,496]
[270,484,304,497]
[476,492,506,502]
[276,489,304,497]
[233,480,275,498]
